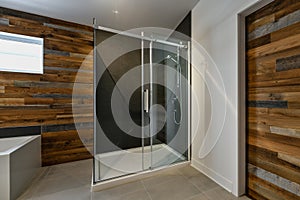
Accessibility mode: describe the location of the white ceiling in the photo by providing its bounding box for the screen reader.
[0,0,199,30]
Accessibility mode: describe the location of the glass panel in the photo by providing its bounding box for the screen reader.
[94,30,144,182]
[150,40,189,169]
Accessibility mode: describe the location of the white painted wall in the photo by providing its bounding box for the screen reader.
[191,0,261,196]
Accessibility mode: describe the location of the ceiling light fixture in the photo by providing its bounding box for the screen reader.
[112,10,119,14]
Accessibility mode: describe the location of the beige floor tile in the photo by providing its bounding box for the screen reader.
[188,174,220,193]
[203,187,236,200]
[141,168,183,189]
[178,166,203,178]
[18,161,247,200]
[31,185,91,200]
[34,175,85,197]
[17,167,51,200]
[145,175,200,200]
[92,181,145,200]
[118,189,151,200]
[188,193,211,200]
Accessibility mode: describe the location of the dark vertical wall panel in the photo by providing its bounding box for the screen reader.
[175,11,192,38]
[246,0,300,199]
[0,7,93,166]
[170,12,192,40]
[95,30,144,153]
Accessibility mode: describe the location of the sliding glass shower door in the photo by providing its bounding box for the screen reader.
[145,40,190,169]
[94,29,190,183]
[95,31,145,182]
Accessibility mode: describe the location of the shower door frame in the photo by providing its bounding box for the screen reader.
[93,25,191,184]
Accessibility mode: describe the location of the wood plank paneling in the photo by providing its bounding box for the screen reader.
[246,1,300,199]
[0,7,93,166]
[276,54,300,72]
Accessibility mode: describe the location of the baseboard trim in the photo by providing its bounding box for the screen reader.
[191,159,233,194]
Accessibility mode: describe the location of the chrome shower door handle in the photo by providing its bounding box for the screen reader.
[144,89,149,113]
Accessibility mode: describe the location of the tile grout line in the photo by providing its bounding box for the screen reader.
[119,180,149,197]
[31,167,52,193]
[18,167,51,199]
[179,168,222,194]
[179,171,207,194]
[141,168,204,200]
[184,193,205,200]
[141,180,153,200]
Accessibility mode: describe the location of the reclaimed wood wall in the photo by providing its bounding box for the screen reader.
[246,0,300,199]
[0,7,94,166]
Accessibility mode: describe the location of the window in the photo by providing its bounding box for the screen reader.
[0,31,43,74]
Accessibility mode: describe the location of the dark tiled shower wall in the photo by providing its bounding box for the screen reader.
[171,11,191,40]
[95,13,192,154]
[0,7,94,166]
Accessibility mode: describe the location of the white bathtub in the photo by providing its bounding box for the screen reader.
[0,135,41,200]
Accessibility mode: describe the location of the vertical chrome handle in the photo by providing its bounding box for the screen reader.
[144,89,149,113]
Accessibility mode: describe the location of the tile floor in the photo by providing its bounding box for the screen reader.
[18,159,251,200]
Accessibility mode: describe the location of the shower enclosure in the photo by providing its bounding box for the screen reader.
[94,27,190,184]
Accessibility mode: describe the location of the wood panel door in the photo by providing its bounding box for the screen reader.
[246,0,300,199]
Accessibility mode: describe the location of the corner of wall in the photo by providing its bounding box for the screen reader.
[191,159,233,192]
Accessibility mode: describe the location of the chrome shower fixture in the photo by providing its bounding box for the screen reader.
[165,55,179,64]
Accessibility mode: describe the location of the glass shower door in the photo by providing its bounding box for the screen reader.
[148,40,190,169]
[95,30,145,182]
[94,29,190,183]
